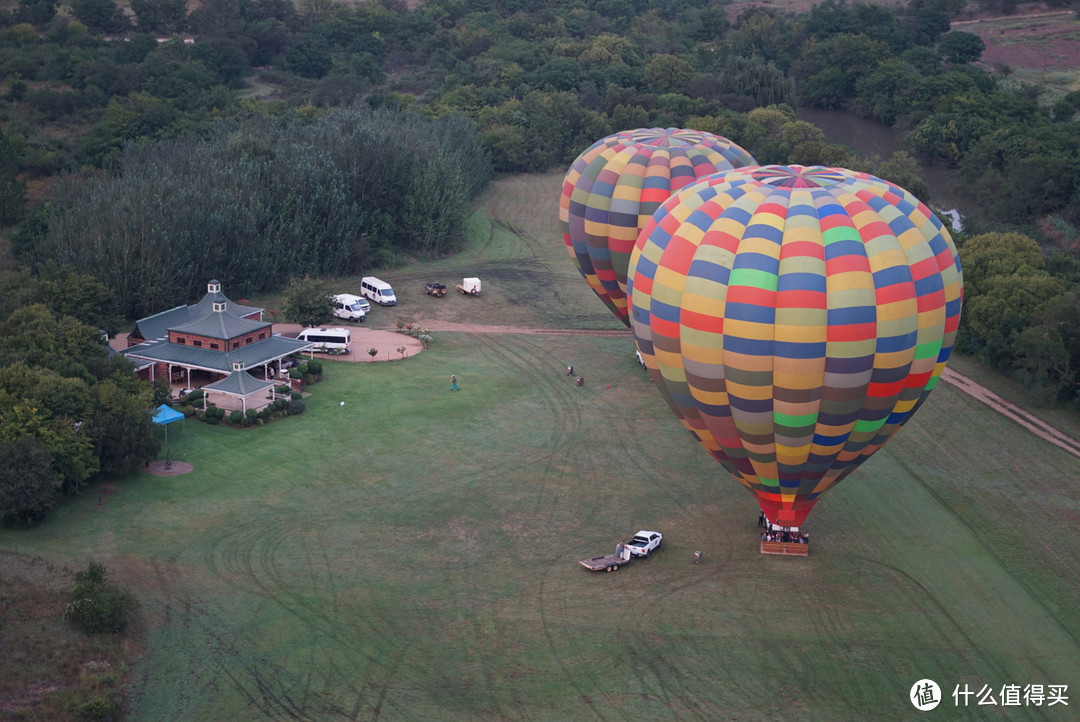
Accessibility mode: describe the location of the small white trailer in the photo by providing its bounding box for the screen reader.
[457,277,481,296]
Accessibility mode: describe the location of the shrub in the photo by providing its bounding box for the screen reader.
[275,384,291,395]
[205,415,220,424]
[182,405,195,416]
[298,363,309,374]
[304,373,316,385]
[256,418,264,426]
[288,369,302,380]
[64,562,139,634]
[306,359,323,374]
[286,399,306,415]
[74,695,118,721]
[245,409,258,426]
[228,410,243,425]
[290,390,301,400]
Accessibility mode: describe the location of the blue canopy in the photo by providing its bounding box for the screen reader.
[152,404,185,442]
[152,404,184,425]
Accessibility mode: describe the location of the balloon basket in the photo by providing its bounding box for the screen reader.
[760,525,809,556]
[760,540,809,556]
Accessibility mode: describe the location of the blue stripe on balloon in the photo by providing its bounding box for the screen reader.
[824,239,865,260]
[876,331,917,353]
[742,223,783,245]
[686,208,718,233]
[732,251,780,273]
[827,305,877,325]
[777,272,826,292]
[724,301,775,324]
[913,274,944,296]
[773,340,827,359]
[721,335,773,356]
[872,265,913,288]
[687,259,731,286]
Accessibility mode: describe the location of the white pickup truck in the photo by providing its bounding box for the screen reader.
[625,530,662,558]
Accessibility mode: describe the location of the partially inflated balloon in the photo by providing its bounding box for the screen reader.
[628,166,963,527]
[560,128,757,327]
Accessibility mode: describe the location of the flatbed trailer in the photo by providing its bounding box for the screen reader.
[579,542,632,572]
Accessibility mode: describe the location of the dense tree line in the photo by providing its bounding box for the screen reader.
[955,232,1080,406]
[0,269,159,526]
[1,0,1077,230]
[14,106,491,318]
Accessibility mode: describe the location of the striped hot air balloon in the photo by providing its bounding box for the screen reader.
[628,165,963,528]
[559,128,757,327]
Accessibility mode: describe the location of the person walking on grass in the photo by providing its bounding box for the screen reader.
[451,374,460,391]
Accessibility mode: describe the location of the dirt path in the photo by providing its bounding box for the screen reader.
[940,366,1080,460]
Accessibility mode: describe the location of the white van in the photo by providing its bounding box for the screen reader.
[296,327,352,354]
[360,276,397,306]
[332,293,368,322]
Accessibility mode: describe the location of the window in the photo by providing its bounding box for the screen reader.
[246,337,254,344]
[232,341,239,349]
[177,337,186,344]
[259,332,266,339]
[210,343,219,350]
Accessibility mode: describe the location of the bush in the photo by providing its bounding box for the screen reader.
[298,363,309,375]
[290,390,302,400]
[204,415,220,424]
[245,409,258,426]
[306,359,323,374]
[288,369,302,380]
[64,562,139,634]
[228,409,243,425]
[182,405,195,416]
[74,695,119,721]
[286,399,306,415]
[275,384,291,395]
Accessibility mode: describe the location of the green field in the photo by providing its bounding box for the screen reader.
[3,174,1080,720]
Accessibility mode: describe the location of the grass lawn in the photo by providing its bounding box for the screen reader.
[3,173,1080,720]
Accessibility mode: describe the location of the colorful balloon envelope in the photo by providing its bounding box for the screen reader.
[560,128,757,327]
[628,166,963,528]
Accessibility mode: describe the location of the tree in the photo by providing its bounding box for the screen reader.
[0,131,26,225]
[958,232,1046,297]
[64,562,139,633]
[938,31,984,64]
[130,0,188,34]
[0,437,58,527]
[70,0,130,34]
[282,276,333,327]
[643,54,694,93]
[875,150,931,202]
[284,34,333,78]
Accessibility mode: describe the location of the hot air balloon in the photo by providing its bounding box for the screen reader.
[560,128,757,327]
[628,165,963,528]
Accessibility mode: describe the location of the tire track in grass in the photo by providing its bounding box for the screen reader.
[465,331,622,718]
[200,514,430,718]
[461,332,614,716]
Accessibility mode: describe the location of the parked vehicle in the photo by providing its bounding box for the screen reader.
[332,294,368,322]
[425,282,447,297]
[361,276,397,306]
[457,277,481,296]
[625,531,662,558]
[296,327,352,354]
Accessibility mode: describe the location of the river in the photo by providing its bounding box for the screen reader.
[796,107,972,227]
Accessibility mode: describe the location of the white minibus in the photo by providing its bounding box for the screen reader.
[360,276,397,306]
[296,327,352,354]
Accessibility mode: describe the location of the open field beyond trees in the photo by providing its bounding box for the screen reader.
[3,174,1080,720]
